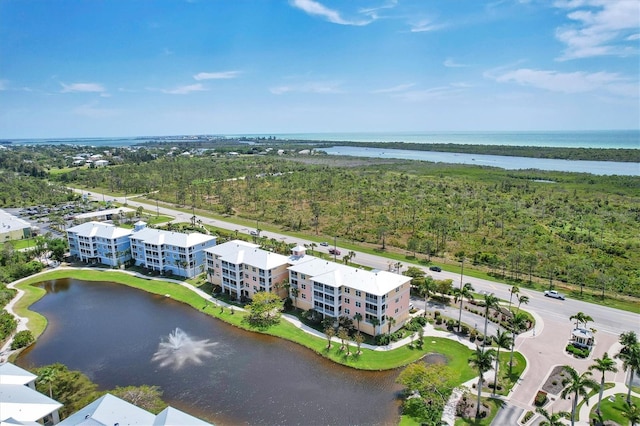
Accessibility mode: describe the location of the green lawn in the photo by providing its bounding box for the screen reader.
[13,268,478,375]
[9,238,37,250]
[454,397,505,426]
[589,393,639,425]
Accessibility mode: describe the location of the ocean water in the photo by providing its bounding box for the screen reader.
[5,130,640,149]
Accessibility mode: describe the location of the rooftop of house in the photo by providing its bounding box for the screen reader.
[73,207,136,220]
[0,383,63,424]
[66,221,133,240]
[0,209,31,232]
[205,240,290,270]
[0,362,36,386]
[130,227,216,248]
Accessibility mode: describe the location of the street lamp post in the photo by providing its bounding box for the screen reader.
[333,235,337,262]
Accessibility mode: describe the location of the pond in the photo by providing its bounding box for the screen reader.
[16,278,402,425]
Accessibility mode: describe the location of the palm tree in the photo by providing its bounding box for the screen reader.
[616,332,640,404]
[516,294,529,314]
[353,312,362,333]
[354,332,364,355]
[509,312,528,374]
[468,347,496,418]
[290,287,299,309]
[569,311,593,330]
[507,286,519,313]
[387,316,396,335]
[535,407,569,426]
[560,365,598,426]
[337,327,349,354]
[419,276,434,317]
[453,282,474,333]
[588,352,618,415]
[371,317,380,336]
[482,293,500,346]
[492,330,513,395]
[37,366,58,399]
[621,402,640,426]
[324,326,335,349]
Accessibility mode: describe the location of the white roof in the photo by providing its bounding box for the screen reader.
[66,221,132,239]
[572,328,594,338]
[153,407,211,426]
[58,393,155,425]
[0,384,62,423]
[289,258,410,296]
[130,227,216,248]
[0,210,31,232]
[205,240,288,270]
[74,207,135,220]
[0,363,36,386]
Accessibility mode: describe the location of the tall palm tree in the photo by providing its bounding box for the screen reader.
[468,347,496,418]
[324,326,335,349]
[354,332,364,355]
[621,402,640,426]
[509,312,528,374]
[516,295,529,314]
[535,407,569,426]
[588,352,618,415]
[560,365,598,426]
[492,330,513,395]
[507,286,519,313]
[419,276,434,318]
[371,317,380,336]
[387,316,396,335]
[453,282,474,333]
[616,333,640,404]
[353,312,362,333]
[569,311,594,329]
[482,293,500,345]
[37,366,58,399]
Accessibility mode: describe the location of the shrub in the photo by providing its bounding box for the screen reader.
[460,325,469,335]
[434,311,441,318]
[521,411,534,424]
[11,330,34,350]
[534,390,547,407]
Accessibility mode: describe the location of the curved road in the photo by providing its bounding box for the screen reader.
[80,189,639,425]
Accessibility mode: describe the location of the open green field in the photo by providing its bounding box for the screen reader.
[589,393,640,425]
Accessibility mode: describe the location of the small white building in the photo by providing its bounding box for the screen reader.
[0,209,32,242]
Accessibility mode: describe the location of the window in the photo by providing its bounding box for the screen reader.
[395,298,399,303]
[395,308,399,314]
[301,284,306,289]
[355,290,362,297]
[252,267,256,272]
[344,308,350,315]
[355,301,361,308]
[253,277,256,281]
[344,298,350,304]
[344,288,350,294]
[302,294,306,299]
[395,287,400,292]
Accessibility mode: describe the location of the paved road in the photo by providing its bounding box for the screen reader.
[78,189,640,425]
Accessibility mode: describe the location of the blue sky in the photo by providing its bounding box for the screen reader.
[0,0,638,138]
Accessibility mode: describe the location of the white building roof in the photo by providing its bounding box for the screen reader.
[289,258,410,296]
[73,207,135,221]
[153,407,211,426]
[58,393,155,425]
[206,240,289,269]
[66,221,133,239]
[0,363,36,386]
[0,384,62,424]
[0,210,31,233]
[130,227,216,248]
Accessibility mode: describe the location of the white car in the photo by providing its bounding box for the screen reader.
[544,290,565,300]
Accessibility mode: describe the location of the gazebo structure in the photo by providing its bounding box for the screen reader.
[571,328,594,348]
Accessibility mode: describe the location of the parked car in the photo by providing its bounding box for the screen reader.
[429,266,442,272]
[250,230,258,236]
[328,248,341,255]
[544,290,565,300]
[319,242,329,247]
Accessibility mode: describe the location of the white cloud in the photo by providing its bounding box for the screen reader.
[491,67,636,95]
[409,18,447,33]
[160,83,208,95]
[270,81,342,95]
[60,82,106,93]
[554,0,640,60]
[444,58,468,68]
[392,85,465,102]
[290,0,374,26]
[193,71,241,80]
[371,83,415,94]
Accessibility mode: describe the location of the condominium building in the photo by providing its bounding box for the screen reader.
[130,222,216,278]
[66,221,133,266]
[205,240,292,300]
[206,241,412,335]
[288,257,412,336]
